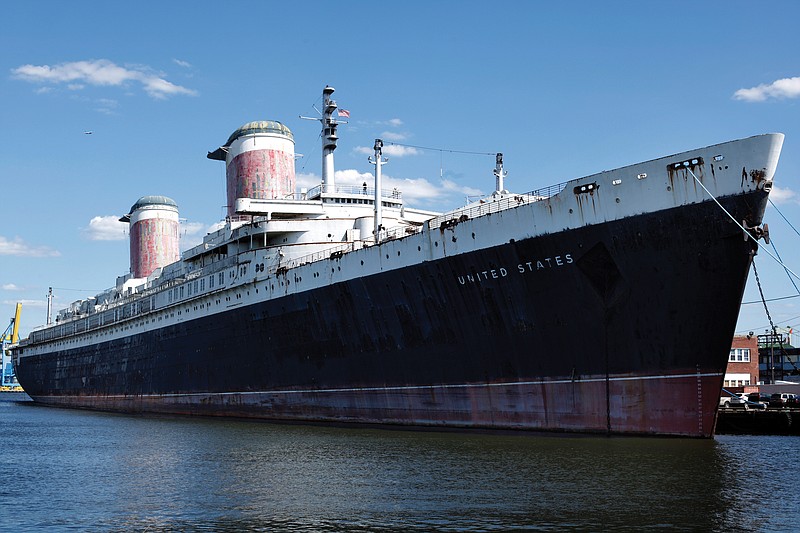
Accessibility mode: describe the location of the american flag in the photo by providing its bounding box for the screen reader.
[338,109,350,118]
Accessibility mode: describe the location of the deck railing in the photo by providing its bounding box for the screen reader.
[27,180,568,343]
[427,182,566,230]
[306,184,402,200]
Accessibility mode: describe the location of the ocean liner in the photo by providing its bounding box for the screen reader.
[12,87,784,437]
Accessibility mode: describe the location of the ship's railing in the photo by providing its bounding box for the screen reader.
[284,242,355,268]
[427,182,567,231]
[306,184,402,200]
[281,225,418,271]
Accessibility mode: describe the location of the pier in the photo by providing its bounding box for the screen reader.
[717,408,800,435]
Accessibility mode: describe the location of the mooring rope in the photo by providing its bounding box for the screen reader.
[771,240,800,296]
[769,198,800,239]
[687,168,800,283]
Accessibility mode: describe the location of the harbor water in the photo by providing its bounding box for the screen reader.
[2,392,798,532]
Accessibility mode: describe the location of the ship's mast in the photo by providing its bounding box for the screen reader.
[46,287,53,325]
[321,86,339,193]
[368,139,388,243]
[299,86,343,194]
[494,153,507,194]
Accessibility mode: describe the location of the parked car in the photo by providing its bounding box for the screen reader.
[786,395,800,408]
[747,392,771,408]
[770,393,797,408]
[719,394,746,408]
[739,392,766,410]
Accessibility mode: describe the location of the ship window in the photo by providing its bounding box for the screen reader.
[188,284,193,296]
[194,281,199,293]
[209,275,214,289]
[180,286,184,298]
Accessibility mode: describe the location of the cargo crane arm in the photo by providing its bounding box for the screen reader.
[2,303,21,344]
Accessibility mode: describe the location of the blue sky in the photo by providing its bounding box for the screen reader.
[1,1,799,340]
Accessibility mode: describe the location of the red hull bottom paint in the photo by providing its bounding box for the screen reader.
[30,369,722,437]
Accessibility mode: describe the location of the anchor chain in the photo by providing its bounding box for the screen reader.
[753,259,800,375]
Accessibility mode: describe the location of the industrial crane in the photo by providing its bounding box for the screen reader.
[1,303,22,390]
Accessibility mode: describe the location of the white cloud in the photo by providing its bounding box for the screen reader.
[440,179,484,197]
[378,175,482,207]
[0,236,60,257]
[769,186,800,205]
[335,168,377,186]
[173,59,192,68]
[181,222,206,237]
[180,221,205,247]
[180,221,223,251]
[353,144,420,157]
[84,216,214,250]
[95,98,119,115]
[207,221,226,234]
[364,118,403,127]
[296,168,481,211]
[2,283,22,291]
[734,76,800,102]
[11,59,198,99]
[296,171,323,191]
[381,131,407,142]
[2,298,48,308]
[383,145,420,157]
[140,76,196,99]
[84,216,128,241]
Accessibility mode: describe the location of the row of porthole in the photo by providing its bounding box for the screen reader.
[45,233,469,350]
[48,318,142,348]
[40,239,431,351]
[44,291,232,349]
[48,294,224,348]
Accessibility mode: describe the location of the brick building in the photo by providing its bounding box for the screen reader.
[724,335,759,388]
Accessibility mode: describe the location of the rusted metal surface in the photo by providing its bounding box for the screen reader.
[130,217,179,278]
[227,149,295,216]
[743,167,768,187]
[25,366,722,437]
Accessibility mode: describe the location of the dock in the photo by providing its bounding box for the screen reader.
[717,408,800,435]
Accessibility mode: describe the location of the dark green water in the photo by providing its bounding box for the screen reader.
[1,392,797,532]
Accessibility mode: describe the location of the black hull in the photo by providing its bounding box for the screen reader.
[15,192,766,436]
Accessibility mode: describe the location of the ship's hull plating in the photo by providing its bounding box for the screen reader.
[16,191,765,437]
